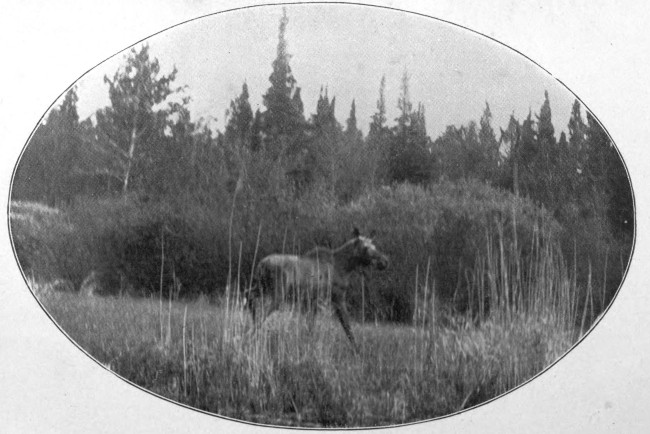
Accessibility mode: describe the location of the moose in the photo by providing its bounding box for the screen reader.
[244,228,389,351]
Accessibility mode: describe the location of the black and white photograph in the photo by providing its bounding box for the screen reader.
[1,1,647,432]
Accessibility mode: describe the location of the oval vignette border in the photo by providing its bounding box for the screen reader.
[4,1,638,432]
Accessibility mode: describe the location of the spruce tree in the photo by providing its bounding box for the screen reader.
[536,91,556,148]
[518,110,537,198]
[367,75,390,185]
[568,99,586,152]
[224,82,254,148]
[306,86,342,183]
[584,112,633,236]
[345,99,363,144]
[534,90,561,208]
[502,114,522,196]
[368,75,387,143]
[478,102,500,182]
[13,88,82,205]
[261,8,305,158]
[387,71,432,184]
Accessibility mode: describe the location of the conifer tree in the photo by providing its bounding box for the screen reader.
[250,109,263,152]
[478,102,500,182]
[302,87,342,186]
[345,99,363,143]
[534,90,561,207]
[367,75,390,185]
[536,91,556,149]
[501,114,522,196]
[568,99,586,152]
[386,71,432,184]
[584,112,633,236]
[558,131,568,150]
[13,88,82,205]
[517,110,537,198]
[224,82,254,148]
[368,75,387,144]
[312,87,339,134]
[261,8,305,157]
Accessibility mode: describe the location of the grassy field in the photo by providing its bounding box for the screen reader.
[35,285,577,428]
[14,186,602,427]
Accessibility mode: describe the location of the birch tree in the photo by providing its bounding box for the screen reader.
[95,44,180,194]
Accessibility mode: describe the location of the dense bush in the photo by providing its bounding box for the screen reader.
[11,201,89,285]
[332,181,561,321]
[11,180,570,323]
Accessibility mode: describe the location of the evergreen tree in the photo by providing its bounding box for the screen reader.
[368,75,387,142]
[518,110,537,166]
[386,71,432,184]
[13,88,82,205]
[559,99,587,202]
[434,125,465,181]
[463,120,482,177]
[500,114,522,195]
[584,112,633,236]
[261,8,305,158]
[434,121,482,182]
[515,110,537,198]
[224,82,253,148]
[558,131,568,150]
[534,90,561,208]
[345,99,363,144]
[311,86,339,133]
[305,86,343,184]
[478,102,500,182]
[536,91,556,149]
[250,109,263,152]
[335,98,370,201]
[396,71,413,133]
[568,99,586,152]
[367,75,390,185]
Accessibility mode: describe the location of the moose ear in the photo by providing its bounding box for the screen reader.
[352,227,360,238]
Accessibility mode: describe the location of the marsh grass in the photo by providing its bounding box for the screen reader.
[38,290,574,427]
[22,185,592,427]
[33,214,584,428]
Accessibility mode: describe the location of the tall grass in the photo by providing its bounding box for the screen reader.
[12,179,623,325]
[15,178,613,427]
[33,207,586,428]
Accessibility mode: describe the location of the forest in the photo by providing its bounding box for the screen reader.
[11,10,633,325]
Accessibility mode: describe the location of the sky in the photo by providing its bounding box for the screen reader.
[73,3,578,139]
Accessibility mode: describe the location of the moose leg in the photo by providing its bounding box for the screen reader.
[247,265,279,331]
[332,292,358,352]
[246,280,275,333]
[247,294,278,338]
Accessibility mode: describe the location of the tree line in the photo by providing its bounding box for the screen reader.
[13,9,633,242]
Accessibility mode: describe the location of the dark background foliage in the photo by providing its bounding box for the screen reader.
[11,10,633,324]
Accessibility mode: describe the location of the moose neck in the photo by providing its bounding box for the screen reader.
[332,239,362,273]
[306,239,362,273]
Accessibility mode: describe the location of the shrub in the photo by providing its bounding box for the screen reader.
[10,201,88,285]
[332,180,560,321]
[12,177,621,325]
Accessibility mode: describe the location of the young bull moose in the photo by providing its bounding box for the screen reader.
[244,228,388,351]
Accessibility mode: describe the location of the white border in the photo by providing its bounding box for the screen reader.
[1,1,648,433]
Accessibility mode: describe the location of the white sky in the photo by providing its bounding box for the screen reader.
[74,4,577,139]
